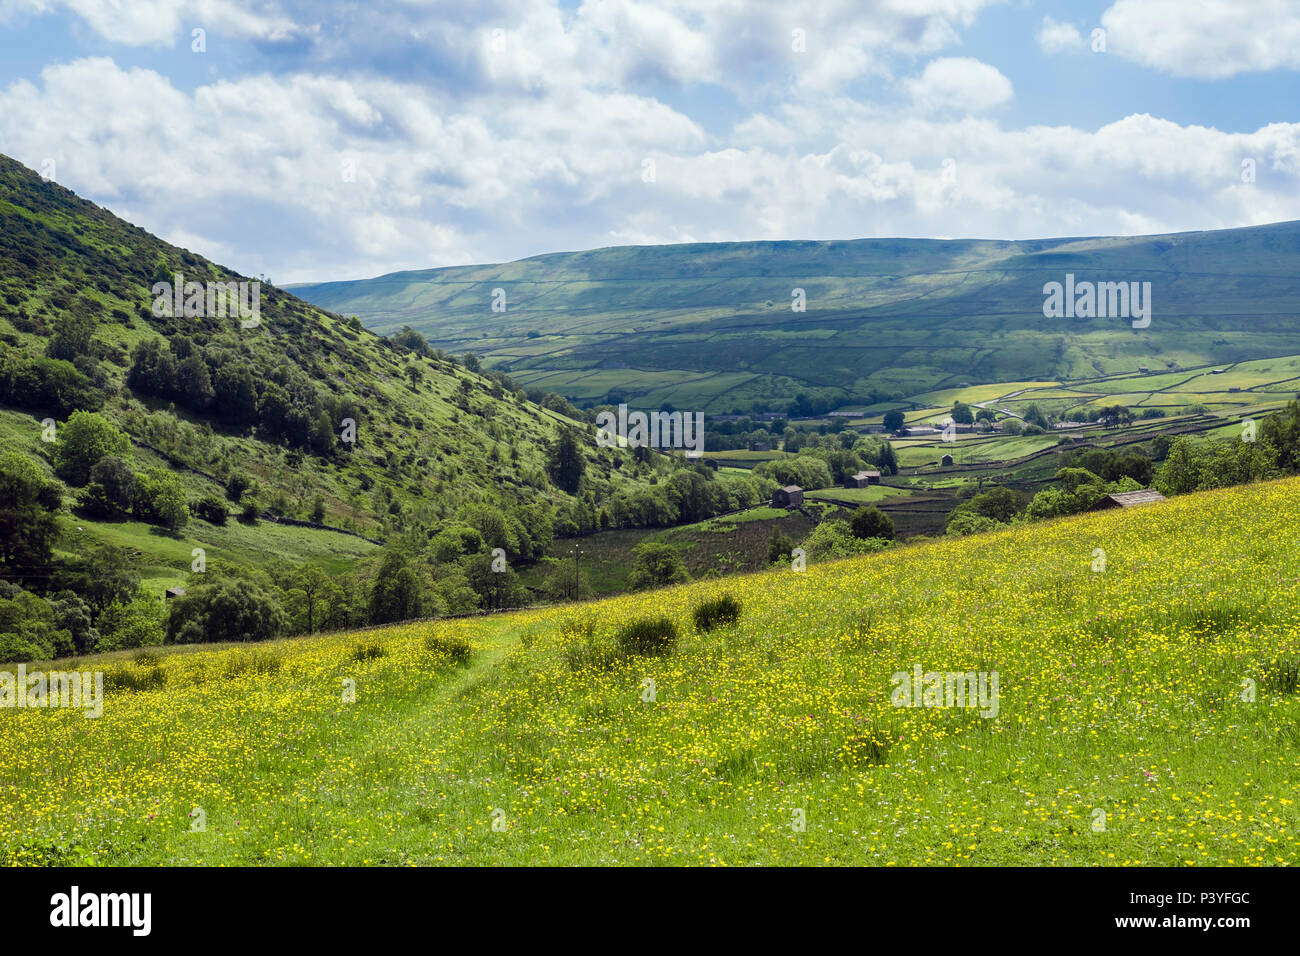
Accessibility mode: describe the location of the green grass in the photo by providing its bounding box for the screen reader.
[6,478,1300,865]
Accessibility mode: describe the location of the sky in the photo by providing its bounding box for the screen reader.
[0,0,1297,284]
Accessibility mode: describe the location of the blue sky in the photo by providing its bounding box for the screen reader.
[0,0,1297,282]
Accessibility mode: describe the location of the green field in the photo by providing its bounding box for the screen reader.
[6,477,1299,865]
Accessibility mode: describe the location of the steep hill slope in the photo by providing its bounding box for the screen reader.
[291,222,1300,414]
[0,152,644,581]
[3,477,1298,865]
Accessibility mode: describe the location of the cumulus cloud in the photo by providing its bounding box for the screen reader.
[10,0,305,46]
[1036,16,1084,54]
[1101,0,1300,78]
[905,57,1013,113]
[0,1,1297,282]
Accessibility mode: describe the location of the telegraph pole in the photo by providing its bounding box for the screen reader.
[569,546,584,601]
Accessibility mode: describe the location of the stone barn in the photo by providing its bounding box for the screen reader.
[1091,490,1167,510]
[844,470,881,488]
[772,485,804,508]
[940,453,954,467]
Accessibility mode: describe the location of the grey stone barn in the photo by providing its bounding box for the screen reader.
[843,470,881,488]
[772,485,804,508]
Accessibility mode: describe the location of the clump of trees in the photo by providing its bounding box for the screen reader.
[128,336,354,456]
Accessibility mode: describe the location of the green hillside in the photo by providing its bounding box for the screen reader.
[0,152,663,610]
[291,222,1300,414]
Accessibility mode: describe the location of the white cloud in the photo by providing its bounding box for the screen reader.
[1036,16,1084,54]
[7,0,301,45]
[906,57,1013,113]
[1101,0,1300,78]
[1,3,1298,283]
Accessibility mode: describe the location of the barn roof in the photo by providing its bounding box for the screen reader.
[780,485,803,493]
[1100,490,1167,508]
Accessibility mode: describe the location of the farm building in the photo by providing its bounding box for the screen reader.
[1092,490,1167,510]
[772,485,804,508]
[844,470,881,488]
[748,441,770,452]
[165,587,187,600]
[940,453,954,466]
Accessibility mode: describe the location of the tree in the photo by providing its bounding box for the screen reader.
[310,495,326,523]
[882,410,906,431]
[54,411,129,486]
[0,452,62,581]
[45,311,97,362]
[212,362,258,427]
[96,593,166,651]
[1022,404,1051,430]
[629,541,690,589]
[128,338,178,398]
[176,354,214,410]
[850,506,895,540]
[768,527,796,564]
[951,401,974,425]
[192,495,228,525]
[285,565,337,635]
[1262,395,1300,472]
[368,552,423,624]
[464,551,528,610]
[547,429,585,495]
[78,456,135,518]
[166,579,287,644]
[227,472,252,502]
[962,485,1027,523]
[132,467,189,530]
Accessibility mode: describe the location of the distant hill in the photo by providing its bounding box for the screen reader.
[290,222,1300,414]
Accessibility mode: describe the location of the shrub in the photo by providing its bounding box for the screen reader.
[350,638,387,662]
[616,615,678,656]
[558,615,597,642]
[850,506,894,541]
[693,593,742,632]
[424,631,471,665]
[562,634,625,673]
[1263,657,1300,695]
[103,659,168,694]
[193,495,228,525]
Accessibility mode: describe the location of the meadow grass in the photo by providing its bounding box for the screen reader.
[3,478,1300,865]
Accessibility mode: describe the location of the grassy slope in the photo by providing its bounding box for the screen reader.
[0,153,647,583]
[4,477,1298,865]
[291,222,1300,413]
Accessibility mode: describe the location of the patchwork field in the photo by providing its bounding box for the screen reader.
[4,477,1299,866]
